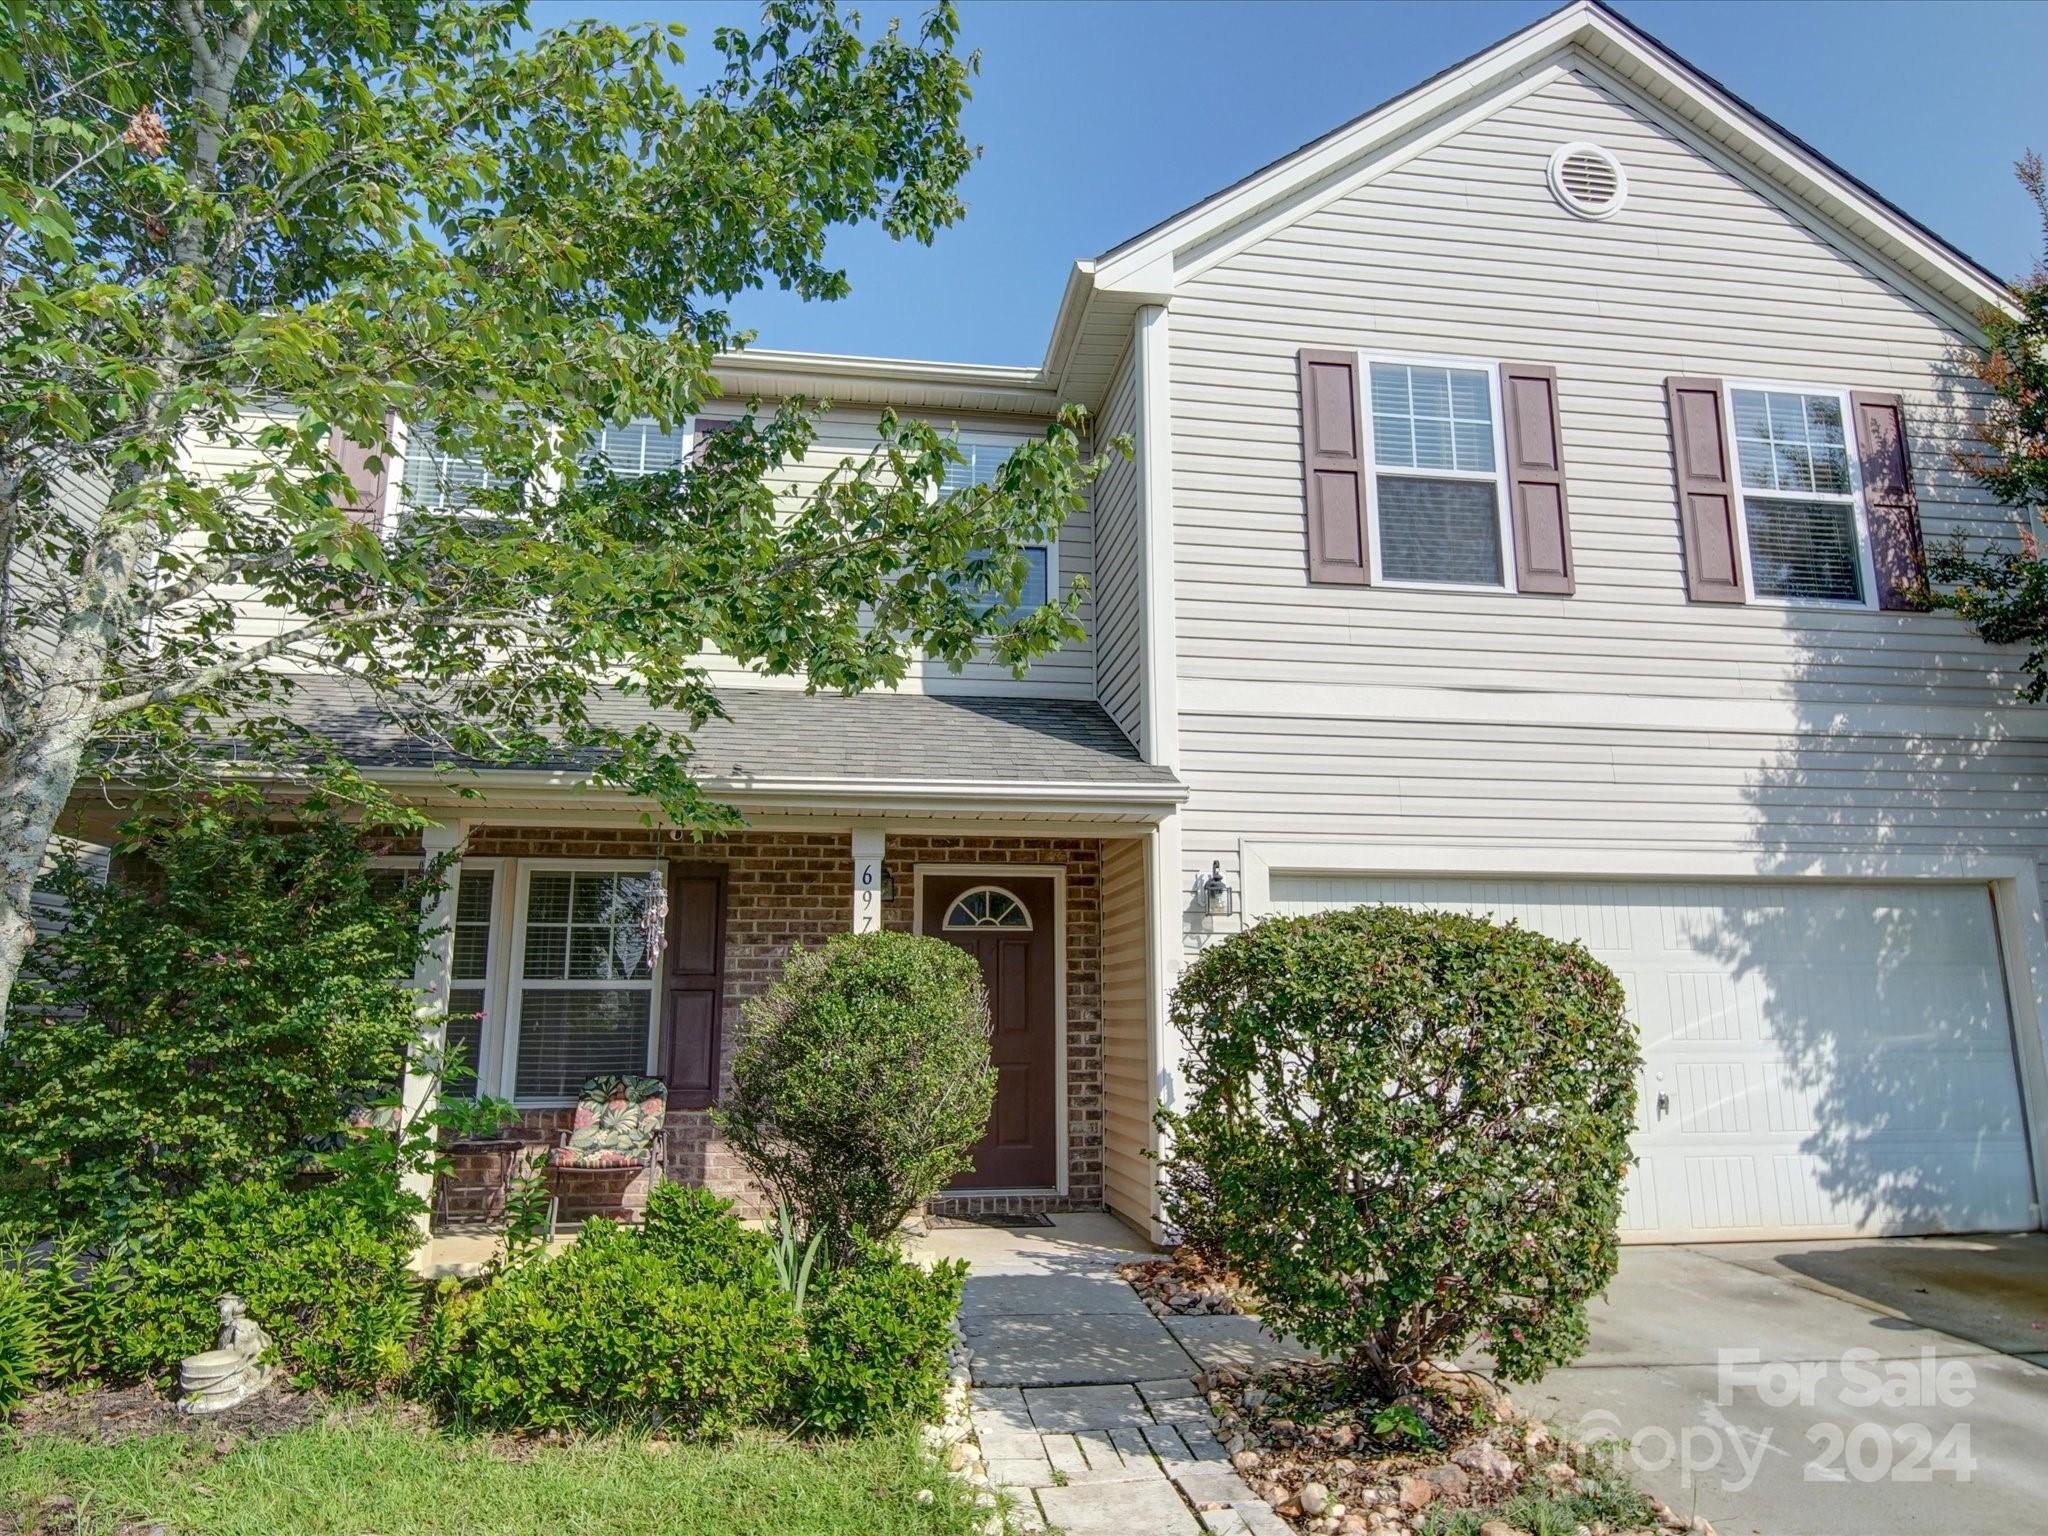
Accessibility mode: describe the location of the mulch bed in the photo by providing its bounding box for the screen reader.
[8,1381,342,1445]
[1126,1250,1708,1536]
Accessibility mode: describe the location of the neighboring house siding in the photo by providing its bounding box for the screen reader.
[1100,835,1151,1227]
[1162,60,2042,943]
[1091,343,1144,746]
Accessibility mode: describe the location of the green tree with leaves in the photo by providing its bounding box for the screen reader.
[1926,153,2048,684]
[0,0,1113,1021]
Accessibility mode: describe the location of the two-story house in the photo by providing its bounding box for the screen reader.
[128,1,2048,1244]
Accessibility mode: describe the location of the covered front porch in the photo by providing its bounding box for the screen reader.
[390,687,1185,1239]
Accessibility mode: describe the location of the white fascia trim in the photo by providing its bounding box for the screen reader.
[1179,677,2048,744]
[712,347,1046,390]
[361,767,1187,809]
[1085,2,2011,325]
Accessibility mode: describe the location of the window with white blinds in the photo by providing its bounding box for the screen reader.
[398,421,513,512]
[444,867,496,1098]
[941,437,1054,614]
[1363,358,1513,588]
[1728,386,1871,605]
[585,419,689,478]
[509,868,657,1101]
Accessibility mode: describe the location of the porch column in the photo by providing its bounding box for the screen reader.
[400,821,464,1241]
[851,825,885,933]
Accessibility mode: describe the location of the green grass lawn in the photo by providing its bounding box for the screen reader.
[1,1413,997,1536]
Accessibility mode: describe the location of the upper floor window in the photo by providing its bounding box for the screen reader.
[586,419,689,478]
[1727,384,1874,607]
[399,421,513,513]
[1363,357,1513,590]
[944,436,1052,610]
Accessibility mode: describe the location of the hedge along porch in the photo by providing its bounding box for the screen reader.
[421,826,1155,1228]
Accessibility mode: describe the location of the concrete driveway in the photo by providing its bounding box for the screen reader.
[1514,1235,2048,1536]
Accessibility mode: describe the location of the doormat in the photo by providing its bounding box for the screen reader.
[927,1213,1056,1229]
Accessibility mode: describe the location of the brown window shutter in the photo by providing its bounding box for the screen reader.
[1500,363,1575,595]
[660,864,728,1109]
[1664,377,1745,603]
[329,417,394,533]
[1298,349,1368,585]
[688,416,739,464]
[1850,391,1926,611]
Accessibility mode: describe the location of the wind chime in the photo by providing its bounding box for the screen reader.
[640,828,669,966]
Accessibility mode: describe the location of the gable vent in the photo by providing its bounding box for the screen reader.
[1547,142,1627,220]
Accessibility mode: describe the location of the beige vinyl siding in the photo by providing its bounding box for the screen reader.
[1091,344,1144,745]
[1161,58,2048,962]
[1169,63,2015,711]
[173,399,1096,698]
[1099,835,1153,1228]
[173,405,305,645]
[695,401,1093,698]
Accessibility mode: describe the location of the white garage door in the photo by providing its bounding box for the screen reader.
[1268,875,2040,1242]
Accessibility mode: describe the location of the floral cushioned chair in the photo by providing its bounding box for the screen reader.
[535,1072,668,1235]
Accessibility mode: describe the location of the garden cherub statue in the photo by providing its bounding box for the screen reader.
[177,1294,274,1414]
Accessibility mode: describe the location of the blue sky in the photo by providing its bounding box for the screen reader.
[542,0,2048,365]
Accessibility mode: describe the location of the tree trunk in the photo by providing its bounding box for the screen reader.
[0,510,158,1024]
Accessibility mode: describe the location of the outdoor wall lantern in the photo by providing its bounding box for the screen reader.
[879,864,899,902]
[1197,860,1233,916]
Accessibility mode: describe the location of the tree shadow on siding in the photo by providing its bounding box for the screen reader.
[1698,355,2046,1237]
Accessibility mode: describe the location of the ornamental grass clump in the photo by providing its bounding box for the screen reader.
[1159,905,1638,1395]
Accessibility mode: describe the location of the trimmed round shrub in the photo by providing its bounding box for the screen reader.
[415,1217,800,1434]
[799,1250,966,1434]
[718,931,994,1261]
[1160,905,1638,1393]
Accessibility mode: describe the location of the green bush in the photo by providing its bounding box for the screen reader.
[640,1184,776,1290]
[0,798,442,1228]
[799,1250,965,1434]
[0,1268,37,1412]
[718,931,994,1262]
[1159,905,1638,1393]
[415,1218,800,1434]
[8,1178,423,1393]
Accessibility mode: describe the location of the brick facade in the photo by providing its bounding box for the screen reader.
[436,826,1107,1226]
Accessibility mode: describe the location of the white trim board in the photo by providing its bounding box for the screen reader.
[913,861,1070,1200]
[1236,838,2048,1230]
[1179,678,2048,743]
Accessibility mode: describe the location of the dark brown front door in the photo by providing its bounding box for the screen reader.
[662,864,727,1109]
[922,872,1057,1189]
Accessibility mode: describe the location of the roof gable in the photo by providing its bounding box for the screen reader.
[1051,0,2010,398]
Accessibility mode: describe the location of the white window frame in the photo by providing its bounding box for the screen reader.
[1357,351,1516,593]
[1721,378,1880,612]
[585,416,699,479]
[943,433,1058,607]
[444,856,510,1098]
[501,858,669,1108]
[940,884,1036,932]
[368,854,431,987]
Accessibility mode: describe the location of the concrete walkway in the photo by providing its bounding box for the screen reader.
[911,1214,1307,1536]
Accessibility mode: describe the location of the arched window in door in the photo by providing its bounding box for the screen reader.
[941,885,1033,932]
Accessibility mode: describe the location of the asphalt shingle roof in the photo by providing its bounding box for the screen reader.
[280,676,1177,788]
